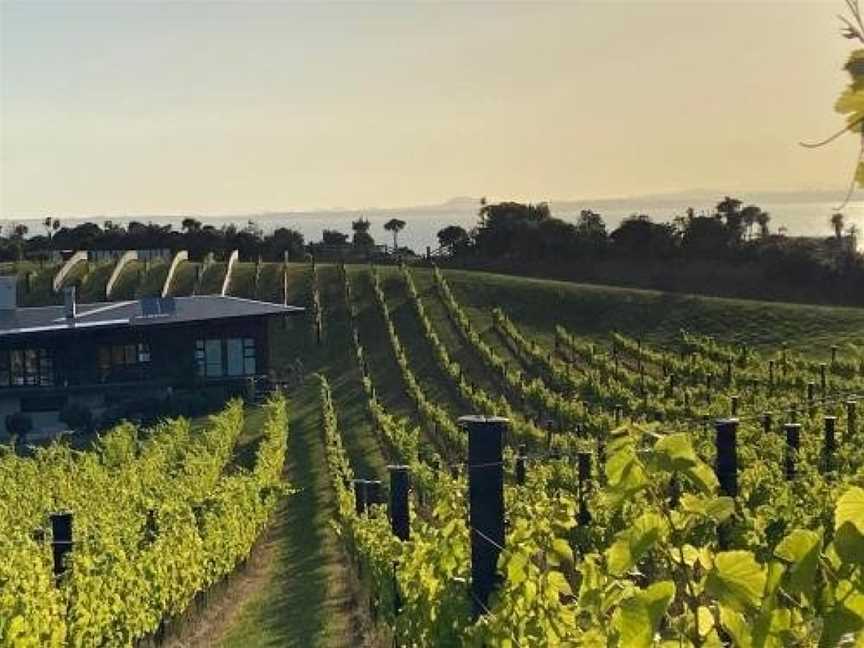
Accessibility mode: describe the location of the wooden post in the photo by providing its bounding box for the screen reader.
[714,419,737,550]
[714,419,738,497]
[515,444,527,485]
[831,345,838,364]
[807,382,816,417]
[762,412,772,436]
[388,466,410,541]
[365,480,383,507]
[820,363,828,398]
[50,512,73,578]
[353,480,367,515]
[730,395,739,417]
[846,400,857,440]
[577,452,592,525]
[461,415,507,618]
[784,423,800,481]
[823,416,837,475]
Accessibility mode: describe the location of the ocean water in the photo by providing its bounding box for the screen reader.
[11,200,864,253]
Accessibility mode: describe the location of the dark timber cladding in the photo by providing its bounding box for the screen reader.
[0,289,303,436]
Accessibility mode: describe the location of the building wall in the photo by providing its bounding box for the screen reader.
[0,315,274,438]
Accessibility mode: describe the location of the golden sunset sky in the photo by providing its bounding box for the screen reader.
[0,0,858,216]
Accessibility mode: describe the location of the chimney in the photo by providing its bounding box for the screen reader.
[64,286,77,320]
[0,276,17,310]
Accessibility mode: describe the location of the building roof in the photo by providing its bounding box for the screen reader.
[0,296,304,338]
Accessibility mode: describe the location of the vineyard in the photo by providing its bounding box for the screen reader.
[3,261,864,646]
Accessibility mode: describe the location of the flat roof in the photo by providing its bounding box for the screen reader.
[0,296,304,338]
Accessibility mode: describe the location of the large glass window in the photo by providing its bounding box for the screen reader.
[0,348,53,387]
[195,338,256,378]
[243,338,256,375]
[226,338,243,376]
[97,342,151,382]
[206,339,223,377]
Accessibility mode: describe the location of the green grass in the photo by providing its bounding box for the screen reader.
[110,260,145,300]
[78,262,114,303]
[18,265,62,306]
[427,268,864,359]
[378,267,468,420]
[59,259,90,293]
[198,263,227,295]
[168,261,200,297]
[227,262,256,299]
[137,261,170,297]
[346,267,416,424]
[217,264,385,647]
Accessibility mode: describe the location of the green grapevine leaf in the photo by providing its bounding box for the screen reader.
[680,494,735,524]
[819,579,864,648]
[606,513,667,577]
[774,530,822,599]
[836,487,864,534]
[705,551,767,612]
[612,581,675,648]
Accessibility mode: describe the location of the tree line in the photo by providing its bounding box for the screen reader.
[434,198,864,305]
[0,215,414,264]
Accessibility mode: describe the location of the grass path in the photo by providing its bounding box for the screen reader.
[410,268,512,399]
[379,267,468,420]
[347,267,417,424]
[215,378,372,647]
[180,263,385,647]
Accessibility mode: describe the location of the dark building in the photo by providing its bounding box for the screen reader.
[0,278,303,437]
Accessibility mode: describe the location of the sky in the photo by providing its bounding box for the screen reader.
[0,0,860,218]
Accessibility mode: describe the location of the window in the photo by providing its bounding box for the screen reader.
[98,342,151,382]
[205,339,223,377]
[195,337,256,378]
[243,338,256,375]
[226,338,243,376]
[0,348,53,387]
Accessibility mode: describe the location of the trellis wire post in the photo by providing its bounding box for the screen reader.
[388,466,410,541]
[577,452,592,525]
[461,415,507,619]
[784,423,801,481]
[823,416,837,475]
[50,512,73,579]
[714,419,738,550]
[515,444,527,485]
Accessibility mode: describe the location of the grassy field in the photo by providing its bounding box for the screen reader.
[136,261,170,297]
[227,262,256,299]
[109,260,144,300]
[168,261,200,297]
[198,262,228,295]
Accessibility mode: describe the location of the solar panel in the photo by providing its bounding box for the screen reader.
[159,297,176,315]
[141,297,160,317]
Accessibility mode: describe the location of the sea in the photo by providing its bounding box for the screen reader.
[9,198,864,253]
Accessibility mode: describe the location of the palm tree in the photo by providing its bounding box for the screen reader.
[383,218,406,252]
[848,224,859,250]
[831,213,846,240]
[740,205,762,241]
[756,211,771,239]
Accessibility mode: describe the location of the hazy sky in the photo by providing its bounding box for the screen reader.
[0,0,859,217]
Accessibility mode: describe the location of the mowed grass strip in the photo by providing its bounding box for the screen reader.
[378,266,468,419]
[217,380,371,648]
[346,267,417,425]
[215,266,382,647]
